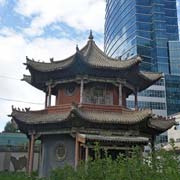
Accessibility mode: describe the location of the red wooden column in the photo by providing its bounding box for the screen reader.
[26,138,31,172]
[28,134,35,176]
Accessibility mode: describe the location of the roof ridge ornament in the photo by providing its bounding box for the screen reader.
[76,44,79,52]
[50,57,54,63]
[88,30,94,40]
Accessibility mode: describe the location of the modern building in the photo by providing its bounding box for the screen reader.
[10,34,175,177]
[168,41,180,75]
[165,41,180,115]
[104,0,179,73]
[165,74,180,115]
[104,0,180,144]
[104,1,180,112]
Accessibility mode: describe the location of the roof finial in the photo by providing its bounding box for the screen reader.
[76,44,79,51]
[88,29,94,40]
[50,57,54,63]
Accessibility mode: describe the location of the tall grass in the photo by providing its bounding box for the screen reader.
[0,149,180,180]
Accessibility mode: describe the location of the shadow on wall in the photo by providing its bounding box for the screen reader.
[1,151,39,172]
[10,156,27,171]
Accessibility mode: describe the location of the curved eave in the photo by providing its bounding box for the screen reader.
[148,118,176,133]
[25,55,75,72]
[22,74,32,84]
[24,40,142,73]
[140,71,163,83]
[137,71,163,92]
[11,109,70,125]
[22,74,46,92]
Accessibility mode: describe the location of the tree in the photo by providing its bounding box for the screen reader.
[4,121,18,133]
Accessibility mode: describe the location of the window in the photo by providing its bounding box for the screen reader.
[65,85,76,96]
[84,84,113,105]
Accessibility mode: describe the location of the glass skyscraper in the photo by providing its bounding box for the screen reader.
[168,41,180,75]
[105,0,180,115]
[104,0,180,143]
[165,74,180,115]
[105,0,179,73]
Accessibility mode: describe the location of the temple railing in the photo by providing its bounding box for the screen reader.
[46,103,131,113]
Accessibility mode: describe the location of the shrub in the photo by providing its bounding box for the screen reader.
[50,149,180,180]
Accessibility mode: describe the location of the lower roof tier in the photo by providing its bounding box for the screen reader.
[11,103,175,136]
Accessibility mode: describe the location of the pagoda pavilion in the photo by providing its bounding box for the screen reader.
[11,32,175,177]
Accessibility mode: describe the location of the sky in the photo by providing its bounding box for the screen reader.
[0,0,180,132]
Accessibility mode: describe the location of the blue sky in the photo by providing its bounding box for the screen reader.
[0,0,179,131]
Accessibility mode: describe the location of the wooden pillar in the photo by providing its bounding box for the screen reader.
[151,135,155,153]
[45,92,48,108]
[79,145,82,161]
[119,84,122,106]
[48,85,51,106]
[75,134,79,169]
[134,90,138,110]
[26,138,31,173]
[80,79,84,104]
[85,146,89,162]
[28,134,35,176]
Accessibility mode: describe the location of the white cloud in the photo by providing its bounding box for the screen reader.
[15,0,105,36]
[0,0,6,5]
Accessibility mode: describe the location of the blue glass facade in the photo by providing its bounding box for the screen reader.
[105,0,179,72]
[168,41,180,75]
[165,75,180,115]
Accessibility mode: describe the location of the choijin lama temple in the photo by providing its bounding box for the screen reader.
[11,32,175,177]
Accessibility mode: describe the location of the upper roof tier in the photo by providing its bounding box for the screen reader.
[23,33,162,93]
[25,43,141,71]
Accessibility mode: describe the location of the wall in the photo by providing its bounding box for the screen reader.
[168,113,180,143]
[56,85,80,105]
[39,134,75,177]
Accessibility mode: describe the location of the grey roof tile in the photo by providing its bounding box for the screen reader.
[79,133,149,143]
[25,40,141,72]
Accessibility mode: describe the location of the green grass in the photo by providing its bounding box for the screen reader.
[0,172,41,180]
